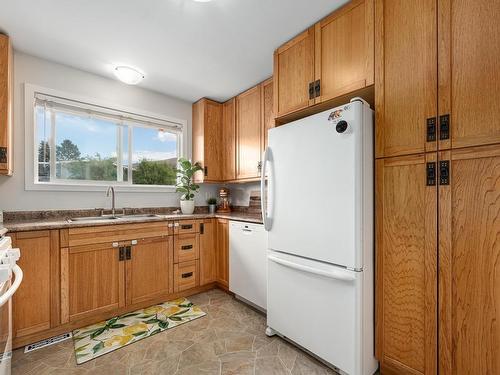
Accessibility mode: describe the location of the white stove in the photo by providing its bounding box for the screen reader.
[0,236,22,375]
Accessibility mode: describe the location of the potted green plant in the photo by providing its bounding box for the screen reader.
[207,197,217,214]
[176,158,202,214]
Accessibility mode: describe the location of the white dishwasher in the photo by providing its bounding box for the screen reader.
[229,221,267,311]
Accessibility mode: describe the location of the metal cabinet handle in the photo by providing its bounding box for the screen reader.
[181,272,193,279]
[181,224,193,230]
[112,242,119,248]
[181,245,193,250]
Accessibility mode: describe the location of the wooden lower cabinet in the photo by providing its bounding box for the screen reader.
[127,236,173,305]
[375,154,437,375]
[11,219,221,348]
[12,230,59,338]
[200,219,217,285]
[216,219,229,288]
[62,242,125,323]
[438,145,500,375]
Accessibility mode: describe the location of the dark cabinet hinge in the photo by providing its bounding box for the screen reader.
[426,162,436,186]
[125,246,132,260]
[204,166,208,177]
[257,161,262,173]
[439,160,450,185]
[308,82,315,100]
[118,247,125,261]
[314,80,321,98]
[200,222,204,234]
[0,147,7,163]
[426,118,437,142]
[440,114,450,140]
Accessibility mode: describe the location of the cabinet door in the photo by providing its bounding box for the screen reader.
[62,243,125,323]
[375,0,437,158]
[127,236,173,306]
[0,34,12,175]
[315,0,374,102]
[273,27,315,117]
[12,230,59,338]
[236,85,262,180]
[222,98,236,181]
[216,219,229,288]
[439,145,500,375]
[438,0,500,150]
[375,154,437,375]
[261,78,274,152]
[192,99,222,182]
[200,219,217,285]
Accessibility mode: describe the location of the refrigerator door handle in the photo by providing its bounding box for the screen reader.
[261,147,271,231]
[268,255,356,281]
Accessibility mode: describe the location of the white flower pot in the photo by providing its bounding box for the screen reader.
[180,200,195,214]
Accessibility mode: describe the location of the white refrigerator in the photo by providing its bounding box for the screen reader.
[261,98,377,375]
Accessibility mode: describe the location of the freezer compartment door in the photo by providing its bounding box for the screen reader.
[267,251,361,375]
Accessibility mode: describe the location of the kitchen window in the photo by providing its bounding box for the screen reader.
[27,86,186,191]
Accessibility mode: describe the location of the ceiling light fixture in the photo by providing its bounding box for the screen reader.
[113,66,145,85]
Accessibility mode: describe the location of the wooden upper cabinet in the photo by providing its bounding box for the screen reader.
[273,27,315,118]
[0,34,13,175]
[126,236,173,306]
[438,145,500,375]
[236,85,262,180]
[261,78,274,151]
[222,98,236,181]
[375,0,437,158]
[375,154,437,375]
[274,1,375,120]
[199,218,217,285]
[438,0,500,150]
[12,230,59,338]
[192,98,223,182]
[315,0,374,103]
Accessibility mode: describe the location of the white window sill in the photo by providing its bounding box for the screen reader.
[25,181,178,193]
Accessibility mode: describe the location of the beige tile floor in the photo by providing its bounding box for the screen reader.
[11,289,339,375]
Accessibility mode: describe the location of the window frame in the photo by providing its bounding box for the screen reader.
[24,84,188,192]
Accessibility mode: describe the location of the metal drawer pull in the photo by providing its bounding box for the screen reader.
[181,272,193,278]
[112,242,119,248]
[181,224,193,230]
[131,240,137,245]
[181,245,193,250]
[174,222,179,227]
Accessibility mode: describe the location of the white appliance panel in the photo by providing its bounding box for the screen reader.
[229,222,267,310]
[266,101,372,269]
[267,250,361,375]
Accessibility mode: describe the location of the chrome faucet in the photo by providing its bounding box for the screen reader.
[106,186,116,217]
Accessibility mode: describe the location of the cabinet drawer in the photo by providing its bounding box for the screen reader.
[174,260,199,292]
[174,220,199,235]
[174,233,199,263]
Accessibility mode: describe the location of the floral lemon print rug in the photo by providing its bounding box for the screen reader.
[72,297,206,364]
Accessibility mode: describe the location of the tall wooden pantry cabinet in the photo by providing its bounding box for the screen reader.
[375,0,500,374]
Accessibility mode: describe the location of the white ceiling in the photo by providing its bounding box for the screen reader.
[0,0,348,102]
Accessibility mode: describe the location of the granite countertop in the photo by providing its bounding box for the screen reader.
[1,211,263,233]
